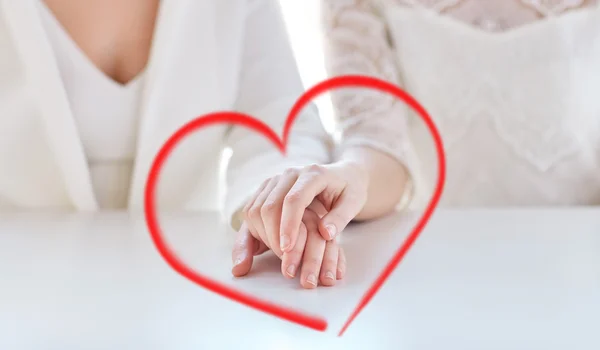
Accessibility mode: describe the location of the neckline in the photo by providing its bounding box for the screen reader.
[37,0,147,89]
[388,2,600,40]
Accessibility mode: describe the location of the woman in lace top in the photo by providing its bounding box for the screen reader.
[236,0,600,273]
[234,0,600,288]
[319,0,600,209]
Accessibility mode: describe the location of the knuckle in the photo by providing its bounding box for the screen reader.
[241,205,250,217]
[323,257,338,267]
[260,201,278,216]
[248,205,262,220]
[306,163,325,175]
[283,168,299,177]
[303,256,322,268]
[326,239,338,248]
[260,178,271,188]
[243,201,255,215]
[327,211,346,224]
[284,191,303,206]
[286,251,303,263]
[300,173,320,187]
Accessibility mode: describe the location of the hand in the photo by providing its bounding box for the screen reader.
[280,203,346,288]
[231,201,346,288]
[242,162,368,255]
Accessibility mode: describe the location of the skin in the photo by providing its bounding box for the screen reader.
[232,146,409,287]
[232,200,346,289]
[43,0,159,85]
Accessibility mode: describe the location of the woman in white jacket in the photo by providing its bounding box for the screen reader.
[0,0,348,287]
[0,0,331,215]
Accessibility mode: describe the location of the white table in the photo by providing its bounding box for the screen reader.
[1,209,599,350]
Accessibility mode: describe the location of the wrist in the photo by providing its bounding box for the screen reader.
[325,158,370,189]
[335,147,375,177]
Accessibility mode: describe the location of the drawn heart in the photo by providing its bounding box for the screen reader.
[144,75,446,336]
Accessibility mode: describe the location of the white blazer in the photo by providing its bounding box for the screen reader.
[0,0,331,224]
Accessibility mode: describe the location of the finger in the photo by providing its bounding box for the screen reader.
[319,189,363,243]
[307,198,328,218]
[247,176,279,250]
[319,239,339,287]
[231,223,256,277]
[247,221,270,255]
[281,221,307,279]
[280,166,332,252]
[336,247,346,280]
[262,169,300,257]
[244,218,261,241]
[242,178,270,217]
[254,240,270,256]
[244,220,273,271]
[300,212,326,289]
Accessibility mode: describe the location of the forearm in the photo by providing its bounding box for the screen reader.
[337,146,409,221]
[321,1,410,221]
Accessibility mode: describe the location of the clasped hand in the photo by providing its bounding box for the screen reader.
[231,161,368,289]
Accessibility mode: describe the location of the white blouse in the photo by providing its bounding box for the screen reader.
[37,2,144,209]
[322,0,600,208]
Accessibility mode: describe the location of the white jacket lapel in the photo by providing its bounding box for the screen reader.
[1,0,98,210]
[128,0,222,210]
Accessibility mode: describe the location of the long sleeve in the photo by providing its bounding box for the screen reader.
[321,0,417,209]
[224,0,333,230]
[321,0,412,167]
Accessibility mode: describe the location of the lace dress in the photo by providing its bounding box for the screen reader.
[322,0,600,208]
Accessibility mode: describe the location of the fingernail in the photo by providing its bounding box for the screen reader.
[306,273,317,286]
[280,235,291,251]
[337,268,344,280]
[325,271,335,280]
[286,264,296,277]
[325,224,337,239]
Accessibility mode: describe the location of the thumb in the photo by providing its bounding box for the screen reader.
[231,223,257,277]
[319,191,363,240]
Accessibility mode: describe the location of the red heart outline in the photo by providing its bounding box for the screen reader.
[144,75,446,336]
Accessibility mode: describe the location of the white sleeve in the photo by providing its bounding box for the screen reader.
[223,0,333,230]
[321,0,419,211]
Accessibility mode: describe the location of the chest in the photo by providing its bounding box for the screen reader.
[388,6,600,201]
[0,0,248,210]
[41,0,159,85]
[390,0,598,31]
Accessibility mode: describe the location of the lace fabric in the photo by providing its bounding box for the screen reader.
[321,0,600,207]
[393,0,595,30]
[323,0,411,160]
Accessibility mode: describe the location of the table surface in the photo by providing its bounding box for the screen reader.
[1,208,599,350]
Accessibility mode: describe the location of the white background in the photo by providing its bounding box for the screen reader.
[278,0,336,133]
